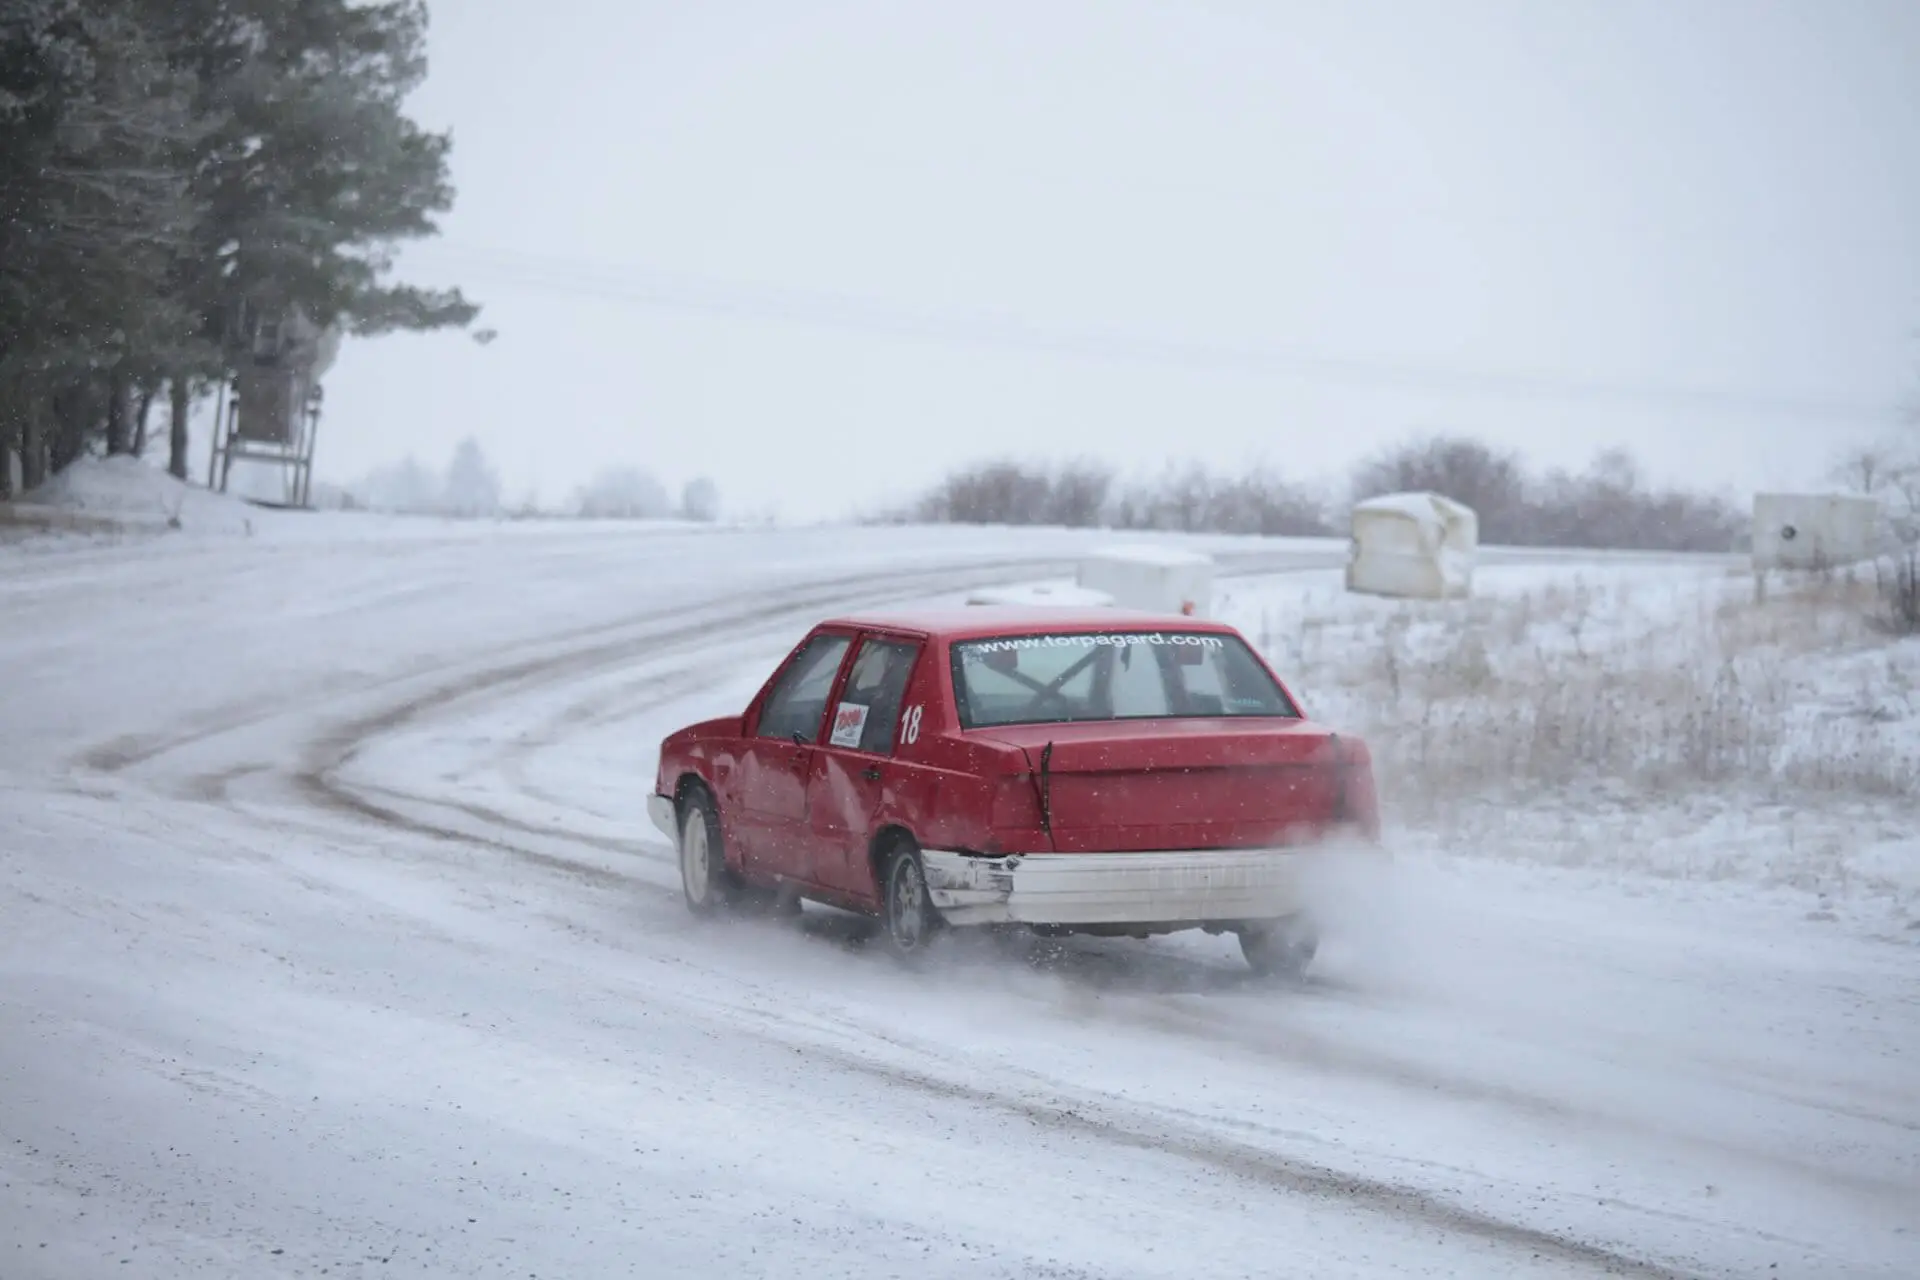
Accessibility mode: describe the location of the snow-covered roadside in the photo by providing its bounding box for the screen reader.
[0,456,264,535]
[3,520,1916,1277]
[27,775,1907,1279]
[1212,563,1920,924]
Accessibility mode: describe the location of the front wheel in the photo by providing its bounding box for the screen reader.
[880,842,944,960]
[1237,914,1319,981]
[677,788,743,916]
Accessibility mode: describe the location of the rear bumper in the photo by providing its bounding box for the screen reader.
[920,847,1311,927]
[647,793,678,842]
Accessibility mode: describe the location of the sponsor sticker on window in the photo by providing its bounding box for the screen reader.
[829,701,869,748]
[961,632,1225,656]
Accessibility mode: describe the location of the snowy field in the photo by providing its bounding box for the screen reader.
[1216,563,1920,919]
[3,470,1917,1278]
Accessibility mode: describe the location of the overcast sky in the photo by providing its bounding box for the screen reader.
[316,0,1920,520]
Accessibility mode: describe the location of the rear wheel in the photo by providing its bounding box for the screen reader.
[677,788,743,916]
[1237,914,1318,981]
[880,840,943,960]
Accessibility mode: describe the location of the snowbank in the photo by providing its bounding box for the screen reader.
[4,456,261,534]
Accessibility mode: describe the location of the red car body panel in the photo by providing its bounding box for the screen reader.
[651,607,1380,917]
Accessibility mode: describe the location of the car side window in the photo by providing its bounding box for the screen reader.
[829,637,921,755]
[756,633,852,743]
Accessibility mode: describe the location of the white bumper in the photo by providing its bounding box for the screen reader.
[920,847,1310,927]
[647,793,678,842]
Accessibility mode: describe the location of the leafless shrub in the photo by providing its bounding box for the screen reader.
[1351,434,1531,541]
[1112,463,1332,536]
[1829,427,1920,636]
[901,458,1115,527]
[1712,572,1877,646]
[1352,434,1743,551]
[896,458,1332,534]
[1528,449,1746,552]
[1873,545,1920,636]
[906,437,1746,550]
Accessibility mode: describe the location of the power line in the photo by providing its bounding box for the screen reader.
[416,239,1900,427]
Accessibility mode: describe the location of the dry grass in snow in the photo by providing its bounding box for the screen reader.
[1223,564,1920,911]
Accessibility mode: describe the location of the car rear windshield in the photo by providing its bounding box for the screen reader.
[949,630,1300,729]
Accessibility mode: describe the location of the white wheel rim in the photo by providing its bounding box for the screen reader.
[681,814,711,903]
[890,859,926,949]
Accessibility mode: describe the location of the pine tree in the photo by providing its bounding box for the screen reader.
[0,0,476,493]
[145,0,477,478]
[0,0,205,491]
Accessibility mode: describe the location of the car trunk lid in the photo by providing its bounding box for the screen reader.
[978,720,1353,852]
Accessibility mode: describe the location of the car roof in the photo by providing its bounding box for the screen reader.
[822,605,1241,640]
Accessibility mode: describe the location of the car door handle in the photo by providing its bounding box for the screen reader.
[862,765,882,782]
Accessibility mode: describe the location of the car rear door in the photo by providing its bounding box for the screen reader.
[805,631,924,896]
[735,629,854,878]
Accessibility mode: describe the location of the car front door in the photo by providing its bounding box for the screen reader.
[807,633,923,896]
[735,630,854,879]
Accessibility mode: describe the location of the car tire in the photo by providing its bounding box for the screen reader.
[879,840,944,961]
[677,787,743,916]
[1237,914,1318,981]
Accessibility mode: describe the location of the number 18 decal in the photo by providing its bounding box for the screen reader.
[900,703,924,746]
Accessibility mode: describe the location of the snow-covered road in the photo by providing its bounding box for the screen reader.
[2,522,1914,1278]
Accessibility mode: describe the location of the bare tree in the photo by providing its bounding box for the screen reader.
[680,476,720,522]
[1529,449,1742,552]
[1044,460,1114,527]
[1831,444,1899,497]
[1890,412,1920,543]
[1864,405,1920,631]
[1133,464,1215,533]
[575,465,671,519]
[1351,434,1529,542]
[904,458,1330,535]
[906,438,1737,552]
[1833,419,1920,547]
[913,460,1055,525]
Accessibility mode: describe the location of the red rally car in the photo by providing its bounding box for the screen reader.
[647,607,1380,976]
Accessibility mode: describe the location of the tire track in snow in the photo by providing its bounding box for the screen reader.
[239,547,1918,1215]
[567,900,1915,1267]
[1035,983,1920,1210]
[280,551,1343,863]
[788,1039,1712,1280]
[64,543,1820,1275]
[67,559,1069,899]
[493,915,1722,1280]
[268,547,1919,1216]
[72,546,1329,783]
[289,560,1061,835]
[70,556,1067,778]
